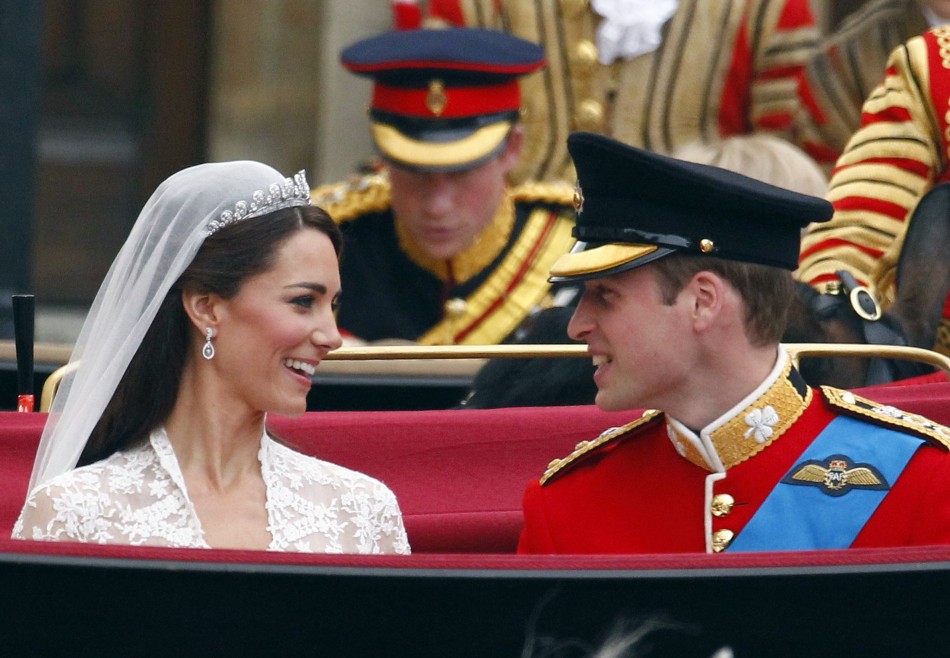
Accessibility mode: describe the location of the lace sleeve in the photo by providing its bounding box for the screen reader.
[368,481,411,555]
[12,481,94,543]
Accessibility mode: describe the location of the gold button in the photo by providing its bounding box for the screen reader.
[571,40,599,74]
[713,530,736,553]
[444,298,467,318]
[700,238,715,253]
[560,0,589,18]
[712,529,735,553]
[711,493,735,518]
[573,185,585,213]
[574,99,604,131]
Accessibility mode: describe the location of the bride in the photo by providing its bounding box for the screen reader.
[13,161,410,554]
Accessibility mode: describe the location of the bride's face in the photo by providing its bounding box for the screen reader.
[210,228,343,417]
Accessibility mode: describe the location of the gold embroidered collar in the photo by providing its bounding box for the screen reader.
[666,351,813,472]
[395,191,516,283]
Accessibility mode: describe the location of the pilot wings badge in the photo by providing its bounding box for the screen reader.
[781,454,889,497]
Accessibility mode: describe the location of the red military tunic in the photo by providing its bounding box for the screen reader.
[519,352,950,554]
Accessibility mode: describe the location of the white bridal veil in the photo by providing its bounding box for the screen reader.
[29,161,311,492]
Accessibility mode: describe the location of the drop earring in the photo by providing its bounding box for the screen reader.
[202,327,216,360]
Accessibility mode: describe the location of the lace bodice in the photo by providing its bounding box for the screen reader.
[12,429,410,554]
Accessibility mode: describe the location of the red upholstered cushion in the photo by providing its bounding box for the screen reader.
[267,405,634,552]
[0,413,46,537]
[3,381,950,555]
[0,406,634,552]
[854,380,950,425]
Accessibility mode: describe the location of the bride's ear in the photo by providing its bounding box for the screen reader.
[181,288,220,333]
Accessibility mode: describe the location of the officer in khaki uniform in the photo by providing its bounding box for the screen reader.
[518,132,950,554]
[312,28,576,345]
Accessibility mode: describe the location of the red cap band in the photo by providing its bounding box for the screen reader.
[371,80,520,118]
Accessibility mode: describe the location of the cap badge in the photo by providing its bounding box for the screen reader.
[781,453,889,497]
[573,182,585,215]
[426,79,447,116]
[700,238,715,254]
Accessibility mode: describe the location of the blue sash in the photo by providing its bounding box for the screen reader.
[727,416,923,552]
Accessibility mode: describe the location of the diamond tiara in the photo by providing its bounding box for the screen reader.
[205,170,311,236]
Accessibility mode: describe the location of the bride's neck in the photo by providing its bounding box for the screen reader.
[161,364,266,486]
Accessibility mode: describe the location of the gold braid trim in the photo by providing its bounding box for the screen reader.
[510,180,576,207]
[418,205,575,345]
[821,386,950,450]
[311,174,391,224]
[667,359,812,471]
[541,411,664,486]
[396,193,515,283]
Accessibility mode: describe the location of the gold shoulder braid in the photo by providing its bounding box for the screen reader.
[541,410,664,485]
[311,173,391,224]
[821,386,950,450]
[510,180,576,207]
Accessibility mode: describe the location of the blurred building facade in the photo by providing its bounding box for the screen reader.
[6,0,386,312]
[2,0,868,316]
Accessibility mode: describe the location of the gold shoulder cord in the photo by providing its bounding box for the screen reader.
[541,410,664,485]
[418,200,575,345]
[311,174,392,224]
[821,386,950,450]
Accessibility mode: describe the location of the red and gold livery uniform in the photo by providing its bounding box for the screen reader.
[799,26,950,354]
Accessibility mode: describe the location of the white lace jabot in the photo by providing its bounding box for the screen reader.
[13,428,410,554]
[591,0,679,63]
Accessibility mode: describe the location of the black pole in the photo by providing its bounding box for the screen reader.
[12,294,35,412]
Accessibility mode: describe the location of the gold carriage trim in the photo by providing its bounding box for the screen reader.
[418,205,575,345]
[821,386,950,450]
[540,410,664,486]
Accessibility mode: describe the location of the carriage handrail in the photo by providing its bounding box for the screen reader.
[323,342,950,376]
[324,344,590,360]
[784,343,950,375]
[34,342,950,412]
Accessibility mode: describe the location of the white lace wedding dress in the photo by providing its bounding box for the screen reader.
[12,428,411,554]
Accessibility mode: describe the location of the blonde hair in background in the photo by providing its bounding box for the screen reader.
[674,134,828,198]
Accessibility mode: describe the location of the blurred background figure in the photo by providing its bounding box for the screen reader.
[799,24,950,357]
[673,133,828,197]
[312,28,577,345]
[392,0,822,184]
[796,0,950,169]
